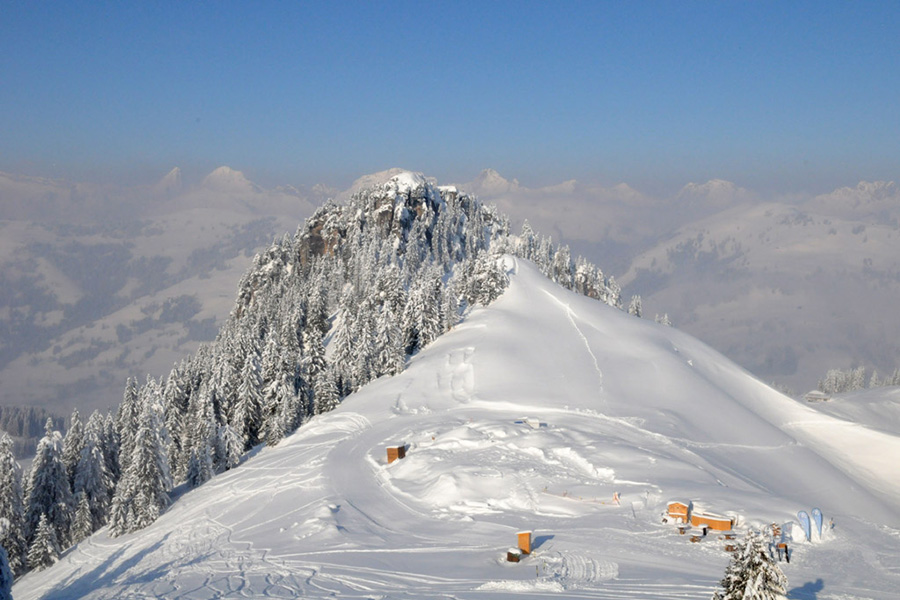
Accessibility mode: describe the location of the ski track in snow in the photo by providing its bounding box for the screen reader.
[542,289,605,395]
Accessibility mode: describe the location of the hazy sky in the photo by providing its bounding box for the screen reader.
[1,1,897,193]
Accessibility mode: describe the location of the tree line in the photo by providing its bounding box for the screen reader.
[817,365,900,395]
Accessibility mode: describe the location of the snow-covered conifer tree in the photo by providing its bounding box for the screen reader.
[108,399,171,536]
[0,543,12,600]
[301,328,327,381]
[373,306,405,378]
[61,408,84,488]
[0,433,27,576]
[24,421,73,548]
[628,295,643,318]
[162,366,189,483]
[186,447,213,488]
[868,369,880,388]
[518,220,536,261]
[713,530,787,600]
[262,373,296,446]
[216,423,243,471]
[70,493,93,545]
[331,306,357,395]
[73,411,113,531]
[552,244,574,289]
[26,513,59,572]
[235,352,264,450]
[101,412,121,485]
[115,378,140,474]
[312,367,340,415]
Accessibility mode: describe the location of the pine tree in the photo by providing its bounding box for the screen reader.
[868,369,880,389]
[216,424,243,471]
[115,378,140,474]
[62,408,84,488]
[301,328,327,381]
[70,493,93,545]
[262,373,295,446]
[849,366,866,391]
[73,411,113,531]
[0,433,27,576]
[24,420,73,549]
[0,543,12,600]
[475,255,508,305]
[312,367,341,415]
[101,412,121,486]
[186,447,213,489]
[628,295,643,318]
[185,383,217,476]
[27,513,59,572]
[712,530,787,600]
[108,400,171,536]
[373,306,405,378]
[162,366,189,485]
[518,220,536,261]
[235,353,264,450]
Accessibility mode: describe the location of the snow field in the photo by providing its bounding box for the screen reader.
[14,257,900,599]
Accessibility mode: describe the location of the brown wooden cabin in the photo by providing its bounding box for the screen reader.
[386,445,406,463]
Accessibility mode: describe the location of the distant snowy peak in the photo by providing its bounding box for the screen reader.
[465,168,520,197]
[676,179,750,209]
[805,181,900,223]
[202,166,260,194]
[678,178,741,198]
[154,167,183,196]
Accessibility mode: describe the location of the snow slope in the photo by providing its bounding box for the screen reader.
[14,258,900,599]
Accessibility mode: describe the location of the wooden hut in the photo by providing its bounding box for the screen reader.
[386,445,406,463]
[517,531,532,554]
[690,512,734,531]
[667,501,690,522]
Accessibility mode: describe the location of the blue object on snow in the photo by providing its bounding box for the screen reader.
[798,510,812,542]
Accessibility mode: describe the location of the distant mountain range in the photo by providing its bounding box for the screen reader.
[461,170,900,395]
[1,167,897,420]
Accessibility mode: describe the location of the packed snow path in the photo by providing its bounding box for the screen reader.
[15,258,900,599]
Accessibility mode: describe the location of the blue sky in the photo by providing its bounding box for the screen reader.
[1,1,897,193]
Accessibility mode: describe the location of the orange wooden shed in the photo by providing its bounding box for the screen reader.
[690,512,734,531]
[386,445,406,463]
[517,531,532,554]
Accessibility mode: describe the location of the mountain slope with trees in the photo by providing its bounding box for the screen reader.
[2,171,625,578]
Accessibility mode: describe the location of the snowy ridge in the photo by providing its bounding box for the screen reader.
[14,257,900,599]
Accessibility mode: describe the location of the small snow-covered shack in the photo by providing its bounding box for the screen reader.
[690,512,733,531]
[386,445,406,463]
[517,531,532,554]
[667,502,690,522]
[804,390,831,402]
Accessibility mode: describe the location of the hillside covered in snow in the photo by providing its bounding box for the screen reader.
[12,254,900,599]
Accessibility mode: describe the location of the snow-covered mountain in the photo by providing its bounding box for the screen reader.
[201,166,261,195]
[12,257,900,599]
[619,191,900,393]
[153,167,184,197]
[3,165,900,432]
[466,171,900,395]
[0,167,321,418]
